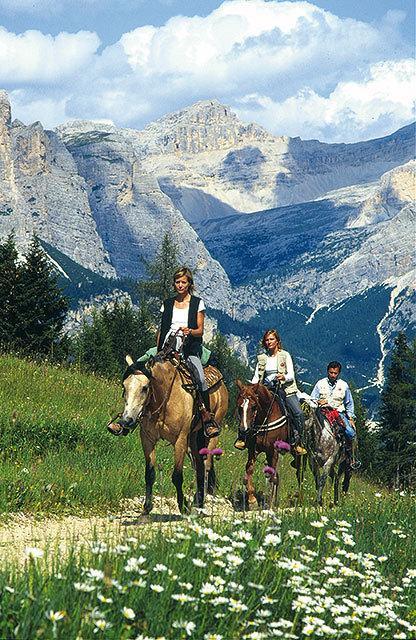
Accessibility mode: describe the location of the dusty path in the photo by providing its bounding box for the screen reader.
[0,495,240,567]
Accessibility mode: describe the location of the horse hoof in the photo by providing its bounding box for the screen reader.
[142,504,153,515]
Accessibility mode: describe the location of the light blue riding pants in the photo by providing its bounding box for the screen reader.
[339,412,356,439]
[186,355,208,391]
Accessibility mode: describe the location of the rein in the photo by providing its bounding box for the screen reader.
[240,385,287,437]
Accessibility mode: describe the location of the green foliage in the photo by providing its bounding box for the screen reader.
[136,233,180,313]
[206,332,250,419]
[378,333,416,488]
[0,233,19,346]
[350,383,380,477]
[73,300,155,378]
[0,234,68,355]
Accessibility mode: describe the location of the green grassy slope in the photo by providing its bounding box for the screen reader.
[0,354,408,515]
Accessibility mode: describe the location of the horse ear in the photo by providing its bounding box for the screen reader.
[126,354,134,366]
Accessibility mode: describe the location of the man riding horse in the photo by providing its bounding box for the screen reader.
[310,361,360,469]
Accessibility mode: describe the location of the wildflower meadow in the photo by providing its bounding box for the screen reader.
[0,355,415,639]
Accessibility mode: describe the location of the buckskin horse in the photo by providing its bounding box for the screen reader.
[235,380,290,509]
[109,353,228,514]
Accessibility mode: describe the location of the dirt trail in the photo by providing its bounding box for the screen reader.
[0,496,240,566]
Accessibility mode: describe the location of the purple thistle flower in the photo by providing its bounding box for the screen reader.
[274,439,291,452]
[211,448,223,456]
[263,465,276,477]
[199,447,210,456]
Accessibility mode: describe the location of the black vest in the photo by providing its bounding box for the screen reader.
[158,295,203,358]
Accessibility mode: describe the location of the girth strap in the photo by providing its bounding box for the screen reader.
[255,414,287,433]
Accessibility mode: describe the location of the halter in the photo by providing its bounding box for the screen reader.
[238,384,287,436]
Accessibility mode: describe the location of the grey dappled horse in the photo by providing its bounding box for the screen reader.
[297,407,352,505]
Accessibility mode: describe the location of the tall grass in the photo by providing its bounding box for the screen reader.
[0,354,408,515]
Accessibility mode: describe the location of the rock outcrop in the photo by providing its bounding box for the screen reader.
[0,92,115,276]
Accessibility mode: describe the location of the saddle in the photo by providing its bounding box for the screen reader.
[179,364,223,393]
[316,406,345,439]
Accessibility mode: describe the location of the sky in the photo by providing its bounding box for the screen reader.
[0,0,414,142]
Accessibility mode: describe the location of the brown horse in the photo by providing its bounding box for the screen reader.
[235,380,290,509]
[111,354,228,514]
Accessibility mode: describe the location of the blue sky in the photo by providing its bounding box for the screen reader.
[0,0,414,142]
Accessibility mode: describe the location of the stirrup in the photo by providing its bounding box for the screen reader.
[107,421,126,436]
[350,459,362,470]
[204,420,220,438]
[294,444,307,455]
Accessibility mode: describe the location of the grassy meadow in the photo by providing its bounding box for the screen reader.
[0,354,415,639]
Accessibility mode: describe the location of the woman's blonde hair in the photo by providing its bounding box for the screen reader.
[262,329,282,350]
[173,266,194,294]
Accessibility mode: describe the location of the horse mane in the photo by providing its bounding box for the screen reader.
[122,361,150,382]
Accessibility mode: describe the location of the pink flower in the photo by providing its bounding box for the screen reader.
[274,440,291,452]
[263,466,276,477]
[199,448,210,456]
[211,448,223,456]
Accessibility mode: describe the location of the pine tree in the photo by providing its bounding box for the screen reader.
[206,332,250,418]
[15,236,68,354]
[102,299,155,372]
[137,233,180,313]
[73,300,155,378]
[349,382,380,476]
[74,311,117,378]
[378,333,416,488]
[0,234,19,349]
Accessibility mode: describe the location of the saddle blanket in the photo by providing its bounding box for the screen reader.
[181,365,223,392]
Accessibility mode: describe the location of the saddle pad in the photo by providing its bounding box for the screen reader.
[181,365,223,391]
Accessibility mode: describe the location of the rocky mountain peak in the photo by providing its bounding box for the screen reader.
[130,99,272,155]
[0,90,11,128]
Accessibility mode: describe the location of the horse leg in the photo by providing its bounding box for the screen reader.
[294,454,307,502]
[207,460,216,495]
[266,447,279,509]
[308,455,321,493]
[342,461,352,495]
[333,467,340,506]
[141,437,156,516]
[244,448,258,510]
[317,458,335,507]
[172,434,189,514]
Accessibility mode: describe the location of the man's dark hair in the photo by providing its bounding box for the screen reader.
[327,361,342,372]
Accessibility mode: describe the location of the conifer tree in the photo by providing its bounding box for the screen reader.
[0,234,19,349]
[349,382,380,476]
[137,233,180,313]
[73,300,155,378]
[206,332,250,418]
[75,310,118,378]
[15,236,68,354]
[378,333,416,488]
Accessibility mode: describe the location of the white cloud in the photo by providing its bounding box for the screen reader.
[0,27,100,83]
[9,90,68,128]
[235,59,415,142]
[0,0,413,142]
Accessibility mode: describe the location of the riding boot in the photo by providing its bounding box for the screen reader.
[345,438,361,470]
[200,389,220,438]
[234,429,247,450]
[291,415,307,456]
